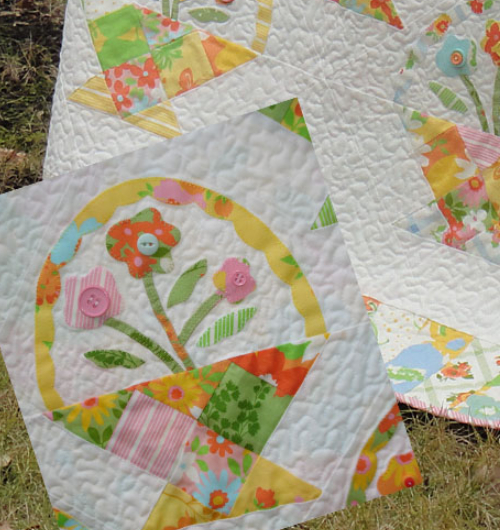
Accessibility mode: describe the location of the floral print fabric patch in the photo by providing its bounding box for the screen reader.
[365,297,500,428]
[396,111,500,265]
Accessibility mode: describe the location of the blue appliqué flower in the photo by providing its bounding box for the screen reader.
[436,35,473,78]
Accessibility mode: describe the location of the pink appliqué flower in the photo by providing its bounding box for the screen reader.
[213,258,256,304]
[64,266,123,329]
[154,179,207,209]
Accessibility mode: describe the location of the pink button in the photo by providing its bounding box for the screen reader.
[233,271,247,286]
[78,286,110,318]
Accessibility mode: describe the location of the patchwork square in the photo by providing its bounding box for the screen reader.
[107,391,196,479]
[198,363,292,453]
[138,5,194,48]
[88,5,150,70]
[104,53,166,117]
[152,31,215,98]
[171,422,258,515]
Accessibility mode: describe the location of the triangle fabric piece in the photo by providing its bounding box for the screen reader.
[46,338,325,528]
[74,2,259,136]
[200,32,258,77]
[311,196,338,230]
[229,456,322,516]
[46,336,324,451]
[331,0,403,30]
[259,99,312,141]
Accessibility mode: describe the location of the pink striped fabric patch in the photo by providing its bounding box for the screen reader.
[107,392,195,480]
[457,124,500,170]
[64,266,123,329]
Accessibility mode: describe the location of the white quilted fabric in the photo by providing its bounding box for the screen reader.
[0,109,413,529]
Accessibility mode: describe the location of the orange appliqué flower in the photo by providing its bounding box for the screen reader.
[106,207,181,278]
[36,258,62,307]
[255,487,277,509]
[378,403,402,433]
[207,431,234,457]
[482,20,500,66]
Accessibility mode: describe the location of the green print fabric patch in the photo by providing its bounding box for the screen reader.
[198,363,292,453]
[89,5,150,70]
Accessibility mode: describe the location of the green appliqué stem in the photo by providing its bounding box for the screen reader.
[460,74,490,133]
[104,317,183,373]
[143,273,196,370]
[493,68,500,136]
[179,293,223,345]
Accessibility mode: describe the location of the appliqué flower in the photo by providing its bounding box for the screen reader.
[482,19,500,66]
[193,469,241,514]
[255,487,277,509]
[64,267,123,329]
[213,258,256,304]
[106,208,181,278]
[436,35,475,77]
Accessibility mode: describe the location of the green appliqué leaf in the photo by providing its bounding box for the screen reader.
[196,308,257,347]
[188,7,230,23]
[84,350,146,369]
[167,259,207,308]
[429,81,468,114]
[191,435,200,452]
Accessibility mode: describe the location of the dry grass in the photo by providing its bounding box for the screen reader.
[0,0,499,528]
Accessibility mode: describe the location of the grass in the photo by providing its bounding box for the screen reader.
[0,1,499,528]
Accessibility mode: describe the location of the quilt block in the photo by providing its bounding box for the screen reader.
[0,105,421,529]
